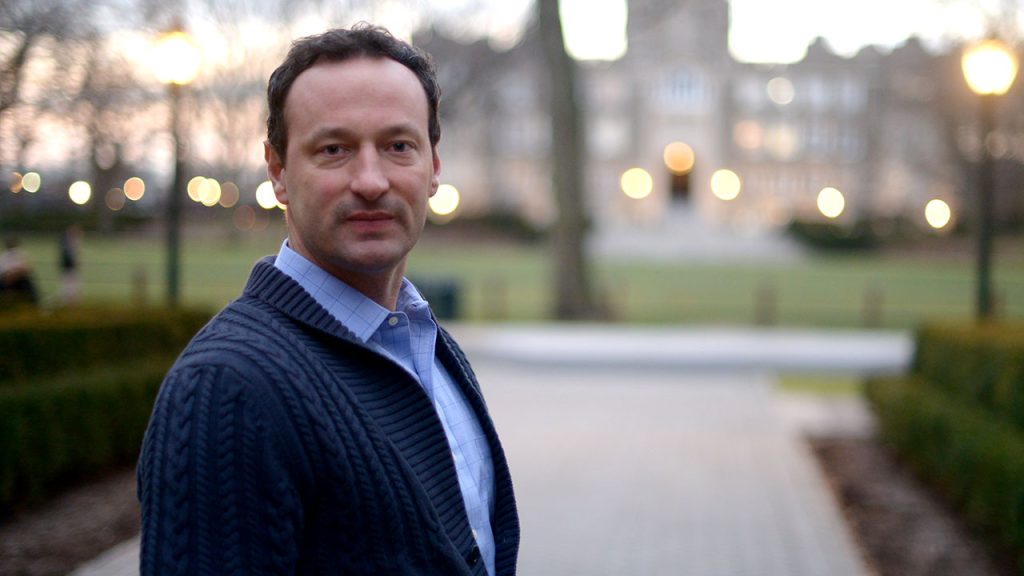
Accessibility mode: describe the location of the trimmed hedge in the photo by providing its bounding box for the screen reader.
[0,355,174,516]
[913,323,1024,429]
[0,306,211,517]
[785,219,880,251]
[867,376,1024,572]
[0,307,209,386]
[871,322,1024,573]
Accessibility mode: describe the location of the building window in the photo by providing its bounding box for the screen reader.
[657,67,708,112]
[734,75,765,111]
[841,77,867,112]
[806,76,830,111]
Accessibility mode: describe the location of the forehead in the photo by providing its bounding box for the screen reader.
[283,57,429,135]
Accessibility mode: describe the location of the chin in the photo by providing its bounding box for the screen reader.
[343,251,408,273]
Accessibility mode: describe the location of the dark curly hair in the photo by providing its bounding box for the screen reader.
[266,23,441,162]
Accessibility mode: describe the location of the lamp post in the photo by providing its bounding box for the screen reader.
[961,38,1018,321]
[153,27,200,307]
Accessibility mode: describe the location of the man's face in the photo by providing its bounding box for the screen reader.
[266,57,440,286]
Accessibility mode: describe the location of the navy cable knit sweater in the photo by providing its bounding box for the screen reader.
[138,258,520,575]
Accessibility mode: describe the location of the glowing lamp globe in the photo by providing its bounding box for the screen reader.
[962,39,1018,96]
[153,30,201,86]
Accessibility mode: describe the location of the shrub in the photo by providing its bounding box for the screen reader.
[0,355,174,517]
[913,323,1024,429]
[424,209,546,244]
[0,307,209,386]
[868,376,1024,572]
[785,219,879,251]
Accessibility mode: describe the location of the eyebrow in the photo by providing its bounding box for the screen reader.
[304,123,426,146]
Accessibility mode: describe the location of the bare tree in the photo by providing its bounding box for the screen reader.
[536,0,603,320]
[189,0,288,190]
[0,0,94,170]
[147,0,391,194]
[934,0,1024,39]
[932,0,1024,229]
[63,34,152,226]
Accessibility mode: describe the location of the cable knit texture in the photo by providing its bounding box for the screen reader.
[138,257,520,575]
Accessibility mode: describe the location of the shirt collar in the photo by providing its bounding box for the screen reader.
[273,239,432,342]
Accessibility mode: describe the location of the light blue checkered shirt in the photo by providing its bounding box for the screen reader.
[274,241,496,576]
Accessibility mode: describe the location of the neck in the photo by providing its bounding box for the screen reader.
[336,263,406,311]
[282,234,409,310]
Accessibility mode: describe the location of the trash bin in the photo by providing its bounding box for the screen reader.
[412,277,460,320]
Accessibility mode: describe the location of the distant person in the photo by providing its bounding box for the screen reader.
[138,24,519,575]
[0,236,38,306]
[58,224,81,305]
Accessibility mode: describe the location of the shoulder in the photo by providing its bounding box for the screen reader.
[149,317,315,481]
[158,299,306,407]
[151,297,327,431]
[161,294,352,418]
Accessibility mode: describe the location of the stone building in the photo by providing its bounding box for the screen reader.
[425,0,1016,257]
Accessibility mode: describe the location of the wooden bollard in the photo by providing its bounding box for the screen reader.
[754,281,777,326]
[483,276,508,321]
[862,284,884,328]
[132,266,148,307]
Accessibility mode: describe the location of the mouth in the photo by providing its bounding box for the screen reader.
[347,211,394,223]
[346,211,396,233]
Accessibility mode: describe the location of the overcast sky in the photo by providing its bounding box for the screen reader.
[556,0,997,63]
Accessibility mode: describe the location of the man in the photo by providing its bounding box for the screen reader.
[138,25,519,575]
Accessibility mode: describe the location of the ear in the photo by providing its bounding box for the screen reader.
[429,147,441,197]
[264,140,288,205]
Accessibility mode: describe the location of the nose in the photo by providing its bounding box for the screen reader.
[349,147,388,201]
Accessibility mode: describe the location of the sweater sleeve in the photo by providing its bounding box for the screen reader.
[138,362,306,575]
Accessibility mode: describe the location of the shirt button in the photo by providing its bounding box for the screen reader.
[388,316,399,327]
[466,545,481,566]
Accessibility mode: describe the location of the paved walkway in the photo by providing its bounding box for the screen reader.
[70,324,909,575]
[452,323,911,374]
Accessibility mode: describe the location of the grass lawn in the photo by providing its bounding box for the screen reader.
[775,373,865,397]
[11,224,1024,329]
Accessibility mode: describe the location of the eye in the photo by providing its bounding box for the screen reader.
[389,141,414,153]
[321,144,344,155]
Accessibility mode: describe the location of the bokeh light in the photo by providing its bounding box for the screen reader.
[105,188,126,211]
[200,178,222,207]
[153,30,201,86]
[234,205,256,230]
[187,176,206,202]
[124,177,145,201]
[765,125,800,159]
[429,184,460,217]
[925,199,953,229]
[621,167,653,200]
[733,121,763,151]
[255,180,283,210]
[710,169,741,201]
[961,39,1019,96]
[766,77,795,105]
[663,142,695,174]
[817,187,845,218]
[9,172,22,193]
[22,172,40,193]
[69,181,92,205]
[219,181,240,208]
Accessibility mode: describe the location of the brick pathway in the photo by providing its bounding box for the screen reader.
[481,361,868,576]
